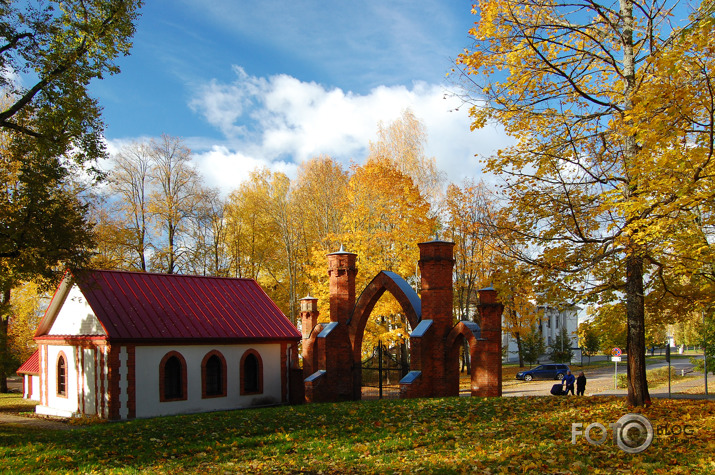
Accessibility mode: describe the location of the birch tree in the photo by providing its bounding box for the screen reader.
[369,109,446,210]
[108,141,153,271]
[148,135,203,274]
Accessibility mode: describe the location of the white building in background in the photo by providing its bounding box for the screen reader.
[502,304,580,364]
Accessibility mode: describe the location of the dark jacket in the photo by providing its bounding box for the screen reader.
[576,374,586,389]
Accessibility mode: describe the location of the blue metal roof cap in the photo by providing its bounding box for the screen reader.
[305,370,326,382]
[411,319,433,338]
[462,320,481,339]
[400,371,422,384]
[317,321,339,338]
[381,271,422,319]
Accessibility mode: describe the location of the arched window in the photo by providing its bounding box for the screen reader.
[240,349,263,395]
[201,351,227,398]
[159,351,187,402]
[56,353,68,397]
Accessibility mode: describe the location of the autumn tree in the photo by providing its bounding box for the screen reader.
[223,169,308,322]
[671,312,704,348]
[0,0,141,391]
[0,131,94,391]
[6,282,45,369]
[292,156,349,255]
[589,304,628,355]
[521,325,546,367]
[494,259,541,367]
[265,172,305,323]
[311,158,436,357]
[1,0,140,149]
[578,321,600,365]
[148,135,204,274]
[369,109,445,210]
[444,180,496,321]
[225,172,274,281]
[87,195,135,270]
[549,327,574,364]
[457,0,715,407]
[184,187,229,276]
[106,141,153,271]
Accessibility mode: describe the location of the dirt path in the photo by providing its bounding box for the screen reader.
[0,412,74,431]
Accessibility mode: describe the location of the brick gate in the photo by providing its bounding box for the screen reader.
[300,240,503,403]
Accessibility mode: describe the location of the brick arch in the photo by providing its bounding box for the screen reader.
[347,270,422,359]
[159,351,187,402]
[240,349,263,395]
[201,350,227,399]
[446,321,482,397]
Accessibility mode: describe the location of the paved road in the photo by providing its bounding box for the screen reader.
[504,360,713,399]
[503,365,615,397]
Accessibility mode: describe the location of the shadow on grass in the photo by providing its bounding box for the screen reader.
[1,395,713,473]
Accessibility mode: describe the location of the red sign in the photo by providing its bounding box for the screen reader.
[611,347,622,357]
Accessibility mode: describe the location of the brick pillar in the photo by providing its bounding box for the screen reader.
[300,296,319,377]
[327,247,357,324]
[418,240,455,332]
[300,296,319,339]
[418,240,455,396]
[475,286,503,397]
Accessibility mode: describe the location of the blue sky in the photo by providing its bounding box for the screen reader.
[92,1,511,193]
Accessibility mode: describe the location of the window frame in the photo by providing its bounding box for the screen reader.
[159,351,188,402]
[201,350,227,399]
[56,351,68,398]
[240,349,263,395]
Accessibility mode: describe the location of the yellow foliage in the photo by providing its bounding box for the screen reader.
[305,158,436,354]
[8,282,46,364]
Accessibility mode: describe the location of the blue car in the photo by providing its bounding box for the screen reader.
[516,364,570,382]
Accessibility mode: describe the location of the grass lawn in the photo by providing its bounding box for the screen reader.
[0,393,39,414]
[1,394,713,474]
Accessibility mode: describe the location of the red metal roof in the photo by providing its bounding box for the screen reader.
[17,350,39,375]
[63,269,300,341]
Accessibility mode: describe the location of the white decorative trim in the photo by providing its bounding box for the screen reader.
[119,347,129,420]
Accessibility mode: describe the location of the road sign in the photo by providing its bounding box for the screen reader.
[612,350,622,389]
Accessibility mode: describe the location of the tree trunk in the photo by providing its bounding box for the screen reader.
[619,0,650,408]
[463,339,471,373]
[625,250,651,407]
[0,288,11,393]
[515,331,524,368]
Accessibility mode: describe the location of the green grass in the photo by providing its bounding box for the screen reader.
[617,366,696,389]
[1,394,714,473]
[0,393,38,414]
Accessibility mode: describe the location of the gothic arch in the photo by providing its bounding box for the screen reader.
[444,321,482,396]
[347,270,422,359]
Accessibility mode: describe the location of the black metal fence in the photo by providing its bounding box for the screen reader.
[360,344,408,399]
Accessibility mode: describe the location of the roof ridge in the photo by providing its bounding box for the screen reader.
[74,269,256,282]
[65,269,301,341]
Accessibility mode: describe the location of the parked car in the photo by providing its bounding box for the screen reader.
[516,364,570,381]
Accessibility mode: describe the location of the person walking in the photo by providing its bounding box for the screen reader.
[576,371,587,396]
[563,370,576,395]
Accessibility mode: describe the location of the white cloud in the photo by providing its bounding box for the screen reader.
[187,67,512,194]
[192,145,298,193]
